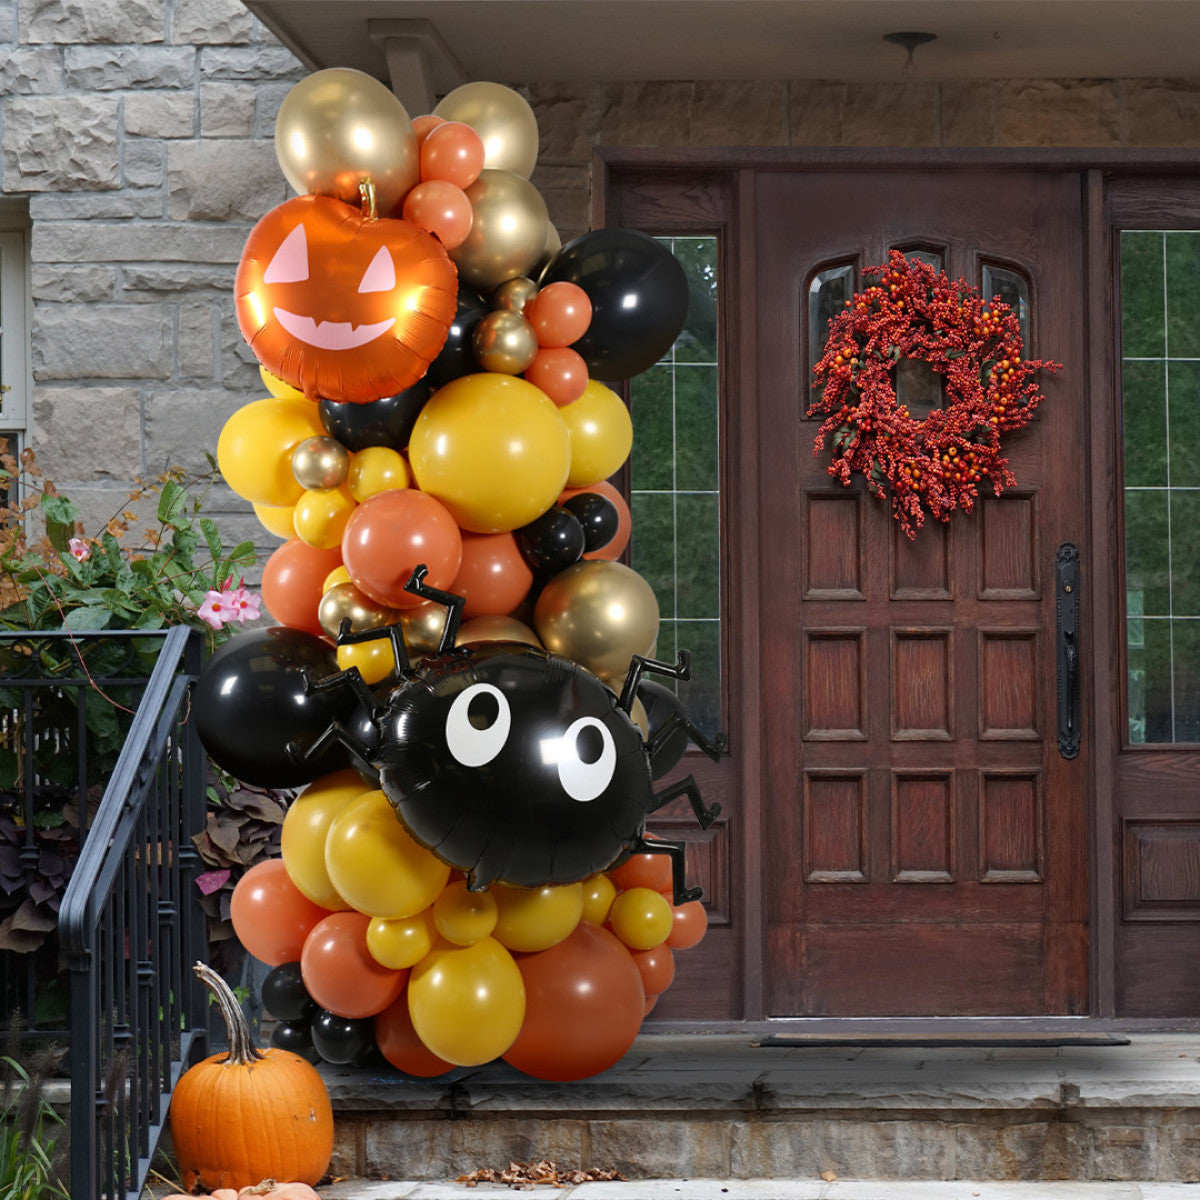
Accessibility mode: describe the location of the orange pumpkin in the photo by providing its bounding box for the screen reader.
[236,193,458,404]
[169,963,333,1193]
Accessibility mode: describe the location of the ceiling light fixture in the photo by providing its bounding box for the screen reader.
[884,31,937,69]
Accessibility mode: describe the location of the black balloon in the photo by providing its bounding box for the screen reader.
[426,283,489,389]
[318,380,429,452]
[261,961,314,1022]
[310,1009,375,1065]
[271,1019,320,1063]
[516,505,585,573]
[540,228,689,380]
[193,627,355,788]
[561,492,619,554]
[637,679,690,780]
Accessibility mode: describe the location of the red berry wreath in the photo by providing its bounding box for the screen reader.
[809,250,1061,539]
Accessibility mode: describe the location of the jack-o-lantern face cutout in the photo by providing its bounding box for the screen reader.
[236,194,458,404]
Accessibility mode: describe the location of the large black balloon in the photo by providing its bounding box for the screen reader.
[425,283,489,389]
[540,228,689,380]
[516,505,585,573]
[271,1019,320,1063]
[261,961,315,1022]
[562,492,619,554]
[318,380,429,452]
[193,627,355,788]
[310,1009,375,1065]
[637,679,690,780]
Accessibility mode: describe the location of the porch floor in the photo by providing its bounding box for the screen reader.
[320,1031,1200,1189]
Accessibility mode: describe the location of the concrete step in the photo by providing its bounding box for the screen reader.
[322,1033,1200,1185]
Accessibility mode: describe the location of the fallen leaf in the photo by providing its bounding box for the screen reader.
[821,1170,838,1182]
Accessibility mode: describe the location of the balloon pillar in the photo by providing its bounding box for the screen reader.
[200,69,716,1081]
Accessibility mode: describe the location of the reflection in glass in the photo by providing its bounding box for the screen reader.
[808,264,855,397]
[982,264,1030,348]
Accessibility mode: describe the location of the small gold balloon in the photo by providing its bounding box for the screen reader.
[456,615,542,648]
[292,435,351,491]
[533,560,660,681]
[433,81,539,179]
[492,276,538,314]
[399,600,448,657]
[472,309,539,375]
[533,223,562,281]
[450,169,549,292]
[318,581,395,640]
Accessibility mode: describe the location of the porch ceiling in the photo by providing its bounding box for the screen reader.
[243,1,1200,93]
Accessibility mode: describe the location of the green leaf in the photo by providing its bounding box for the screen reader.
[63,605,113,632]
[157,479,187,526]
[40,494,76,551]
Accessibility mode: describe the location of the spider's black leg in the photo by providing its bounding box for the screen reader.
[647,711,728,765]
[629,832,702,905]
[289,718,376,777]
[287,649,384,770]
[650,774,722,829]
[403,564,466,653]
[618,650,691,713]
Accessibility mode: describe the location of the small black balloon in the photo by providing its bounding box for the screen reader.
[637,678,690,780]
[562,492,620,553]
[193,627,354,788]
[426,283,489,389]
[517,506,586,574]
[261,961,314,1022]
[318,381,429,452]
[271,1019,320,1063]
[310,1009,375,1065]
[541,228,689,381]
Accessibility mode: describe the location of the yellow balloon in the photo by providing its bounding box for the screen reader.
[433,81,539,179]
[492,882,584,953]
[608,886,674,950]
[432,879,499,946]
[325,790,451,919]
[323,565,353,592]
[260,364,305,400]
[280,769,370,910]
[253,501,296,539]
[408,937,525,1066]
[449,170,548,291]
[293,486,357,549]
[217,396,324,507]
[409,373,570,533]
[561,381,634,487]
[456,615,541,648]
[337,635,397,686]
[348,445,409,502]
[367,910,434,969]
[580,873,617,926]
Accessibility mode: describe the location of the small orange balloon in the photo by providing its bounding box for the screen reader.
[402,180,474,251]
[375,994,454,1077]
[450,531,534,620]
[412,113,446,143]
[666,899,709,950]
[230,859,330,968]
[526,281,592,348]
[608,842,673,894]
[631,944,675,996]
[524,346,588,407]
[300,910,408,1019]
[261,539,345,638]
[419,121,486,190]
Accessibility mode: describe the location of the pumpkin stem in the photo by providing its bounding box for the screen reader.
[193,961,266,1066]
[359,177,378,220]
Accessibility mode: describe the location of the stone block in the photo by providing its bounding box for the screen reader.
[1124,79,1200,148]
[253,82,296,137]
[198,45,305,82]
[363,1117,457,1181]
[172,0,254,45]
[32,264,117,304]
[32,305,173,381]
[1084,1118,1159,1180]
[221,308,267,390]
[29,191,165,220]
[691,80,788,145]
[787,81,848,146]
[597,82,694,146]
[167,139,286,221]
[529,164,590,245]
[941,82,997,146]
[588,1117,730,1178]
[448,1116,586,1176]
[200,81,257,137]
[0,47,64,95]
[950,1116,1088,1180]
[126,91,194,138]
[20,0,165,43]
[993,79,1121,147]
[1156,1114,1200,1182]
[123,138,166,188]
[35,482,159,544]
[328,1114,362,1180]
[529,83,599,162]
[122,263,237,297]
[790,82,939,147]
[144,386,247,475]
[178,301,216,378]
[31,385,141,480]
[31,221,249,264]
[64,45,195,91]
[3,95,119,191]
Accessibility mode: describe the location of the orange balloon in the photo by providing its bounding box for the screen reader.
[559,480,631,562]
[666,899,709,950]
[230,859,330,968]
[235,194,458,404]
[419,121,485,189]
[450,531,534,619]
[375,994,454,1077]
[526,282,592,348]
[630,944,675,996]
[412,114,446,143]
[341,488,462,609]
[608,843,672,894]
[261,539,345,638]
[300,910,408,1019]
[402,180,474,251]
[502,922,644,1082]
[524,347,588,407]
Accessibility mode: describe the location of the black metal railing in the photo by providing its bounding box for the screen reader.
[1,627,210,1200]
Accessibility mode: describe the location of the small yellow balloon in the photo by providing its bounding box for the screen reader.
[580,873,617,926]
[492,882,584,953]
[325,790,451,919]
[561,380,634,487]
[432,879,499,946]
[260,364,305,400]
[347,445,409,502]
[336,633,398,686]
[608,886,674,950]
[280,769,370,910]
[217,396,324,507]
[367,910,435,970]
[293,486,356,549]
[253,501,296,540]
[456,615,541,648]
[408,936,526,1066]
[323,565,353,592]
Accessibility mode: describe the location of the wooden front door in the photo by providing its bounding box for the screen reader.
[757,169,1090,1016]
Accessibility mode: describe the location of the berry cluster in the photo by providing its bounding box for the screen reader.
[809,250,1061,538]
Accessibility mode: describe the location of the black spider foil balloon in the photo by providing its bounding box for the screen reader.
[291,566,726,904]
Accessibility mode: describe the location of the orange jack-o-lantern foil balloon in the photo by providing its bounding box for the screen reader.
[236,194,458,404]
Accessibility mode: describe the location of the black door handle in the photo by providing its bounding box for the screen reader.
[1056,543,1081,759]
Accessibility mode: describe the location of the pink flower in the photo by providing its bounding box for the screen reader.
[197,577,261,631]
[68,537,91,562]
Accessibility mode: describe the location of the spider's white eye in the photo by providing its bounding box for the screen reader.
[446,683,511,768]
[357,244,396,293]
[557,716,616,803]
[263,222,309,284]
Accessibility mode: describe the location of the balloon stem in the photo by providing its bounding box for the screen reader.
[359,177,378,220]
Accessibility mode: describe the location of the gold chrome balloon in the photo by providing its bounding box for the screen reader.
[456,615,542,648]
[450,169,549,292]
[533,223,562,281]
[274,68,419,218]
[291,435,351,491]
[472,310,539,375]
[399,600,448,657]
[317,581,395,640]
[433,81,539,179]
[492,276,538,314]
[533,560,660,681]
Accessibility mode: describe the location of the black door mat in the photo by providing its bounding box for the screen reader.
[755,1032,1131,1048]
